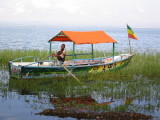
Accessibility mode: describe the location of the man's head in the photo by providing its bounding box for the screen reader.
[61,44,65,50]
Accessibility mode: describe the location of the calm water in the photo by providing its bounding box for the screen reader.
[0,26,160,53]
[0,69,160,120]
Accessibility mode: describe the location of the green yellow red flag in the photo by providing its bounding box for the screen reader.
[127,25,138,40]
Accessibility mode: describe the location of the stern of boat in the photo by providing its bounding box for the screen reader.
[8,61,22,79]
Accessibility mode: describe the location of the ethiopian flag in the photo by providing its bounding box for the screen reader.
[127,25,138,40]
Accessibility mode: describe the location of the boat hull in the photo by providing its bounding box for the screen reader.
[8,55,133,79]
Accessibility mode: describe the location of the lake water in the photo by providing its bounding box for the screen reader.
[0,69,160,120]
[0,26,160,53]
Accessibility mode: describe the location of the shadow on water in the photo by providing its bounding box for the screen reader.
[0,68,160,120]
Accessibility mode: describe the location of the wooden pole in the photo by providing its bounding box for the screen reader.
[53,56,80,83]
[127,24,132,54]
[128,38,132,54]
[62,64,81,83]
[39,55,51,61]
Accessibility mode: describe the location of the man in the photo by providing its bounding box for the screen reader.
[52,44,66,63]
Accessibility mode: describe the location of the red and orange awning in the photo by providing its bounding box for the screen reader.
[49,31,117,44]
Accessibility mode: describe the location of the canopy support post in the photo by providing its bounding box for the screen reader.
[72,42,75,59]
[49,41,52,60]
[112,43,115,62]
[91,44,94,59]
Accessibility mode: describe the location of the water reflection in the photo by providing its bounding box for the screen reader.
[0,69,160,119]
[50,96,114,112]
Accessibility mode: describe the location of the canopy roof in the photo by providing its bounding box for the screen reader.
[49,31,117,44]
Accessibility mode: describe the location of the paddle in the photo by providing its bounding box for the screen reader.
[52,56,81,83]
[39,55,52,61]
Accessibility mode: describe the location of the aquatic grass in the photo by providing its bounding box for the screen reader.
[8,76,160,116]
[101,53,160,79]
[8,76,160,101]
[0,49,160,78]
[0,49,123,65]
[0,49,49,65]
[123,53,160,77]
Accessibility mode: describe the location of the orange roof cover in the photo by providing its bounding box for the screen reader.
[49,31,117,44]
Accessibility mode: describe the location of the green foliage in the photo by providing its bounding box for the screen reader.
[0,49,48,65]
[0,49,160,78]
[116,53,160,78]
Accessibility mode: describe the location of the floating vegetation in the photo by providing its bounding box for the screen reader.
[36,109,152,120]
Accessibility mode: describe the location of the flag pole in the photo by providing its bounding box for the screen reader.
[128,37,132,54]
[127,24,132,54]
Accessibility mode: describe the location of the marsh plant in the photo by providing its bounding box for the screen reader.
[8,76,160,116]
[0,49,160,78]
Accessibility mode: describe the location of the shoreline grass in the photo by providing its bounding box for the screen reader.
[0,49,160,78]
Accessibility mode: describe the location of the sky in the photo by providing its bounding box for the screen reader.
[0,0,159,28]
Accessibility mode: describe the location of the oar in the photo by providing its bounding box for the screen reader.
[62,64,80,83]
[53,56,81,83]
[39,55,52,61]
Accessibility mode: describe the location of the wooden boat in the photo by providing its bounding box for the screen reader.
[8,31,133,79]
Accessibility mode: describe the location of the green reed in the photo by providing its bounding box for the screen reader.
[0,49,121,65]
[117,53,160,78]
[0,49,48,65]
[0,49,160,78]
[8,76,160,114]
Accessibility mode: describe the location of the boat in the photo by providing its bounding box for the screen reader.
[8,31,133,79]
